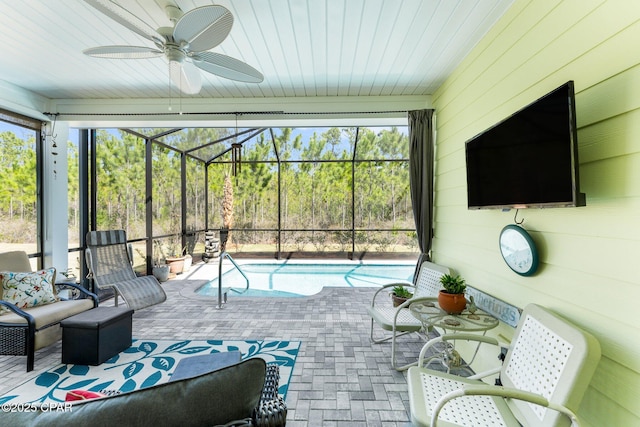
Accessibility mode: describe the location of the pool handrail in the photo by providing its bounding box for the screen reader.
[217,251,250,308]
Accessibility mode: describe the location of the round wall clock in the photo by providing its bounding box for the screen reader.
[499,224,538,276]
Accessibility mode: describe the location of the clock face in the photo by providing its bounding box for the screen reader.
[499,225,538,276]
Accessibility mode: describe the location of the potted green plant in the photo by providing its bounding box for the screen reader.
[151,241,170,282]
[438,274,467,314]
[165,255,185,274]
[164,237,187,275]
[391,285,413,307]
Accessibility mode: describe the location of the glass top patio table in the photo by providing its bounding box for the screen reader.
[408,297,500,373]
[409,298,499,332]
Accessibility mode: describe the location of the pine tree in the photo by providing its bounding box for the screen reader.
[221,174,234,251]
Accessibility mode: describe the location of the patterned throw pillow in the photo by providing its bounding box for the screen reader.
[0,268,58,313]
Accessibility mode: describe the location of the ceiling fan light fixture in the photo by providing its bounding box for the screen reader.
[169,60,202,94]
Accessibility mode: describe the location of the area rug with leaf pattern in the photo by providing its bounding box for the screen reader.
[1,339,300,405]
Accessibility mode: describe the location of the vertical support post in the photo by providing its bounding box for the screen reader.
[269,128,281,259]
[181,152,187,253]
[36,125,44,269]
[145,137,153,275]
[79,129,91,290]
[217,251,225,309]
[204,163,209,231]
[351,127,359,259]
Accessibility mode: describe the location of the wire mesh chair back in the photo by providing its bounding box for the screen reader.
[413,261,448,298]
[501,304,601,426]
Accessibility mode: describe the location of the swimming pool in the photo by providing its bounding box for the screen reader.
[195,262,416,297]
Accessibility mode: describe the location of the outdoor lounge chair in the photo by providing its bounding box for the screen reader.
[367,260,450,370]
[407,303,601,427]
[85,230,166,311]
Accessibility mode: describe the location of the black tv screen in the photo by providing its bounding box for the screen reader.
[465,81,586,209]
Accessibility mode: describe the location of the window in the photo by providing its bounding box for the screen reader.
[0,109,42,269]
[81,124,417,264]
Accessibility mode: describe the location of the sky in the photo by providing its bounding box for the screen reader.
[1,121,408,156]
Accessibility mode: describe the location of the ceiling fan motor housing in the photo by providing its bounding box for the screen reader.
[165,45,186,64]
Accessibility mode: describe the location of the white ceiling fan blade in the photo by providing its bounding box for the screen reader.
[83,46,163,59]
[173,5,233,52]
[170,61,202,94]
[193,52,263,83]
[85,0,163,44]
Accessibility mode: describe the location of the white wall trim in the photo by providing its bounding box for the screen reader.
[0,79,50,121]
[48,95,432,128]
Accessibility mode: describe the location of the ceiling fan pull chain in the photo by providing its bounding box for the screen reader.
[168,63,172,111]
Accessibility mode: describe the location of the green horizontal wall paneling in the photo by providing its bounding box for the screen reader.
[431,1,640,426]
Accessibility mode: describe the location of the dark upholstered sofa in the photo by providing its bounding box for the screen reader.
[4,358,287,426]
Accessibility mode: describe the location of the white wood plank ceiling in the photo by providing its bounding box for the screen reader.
[0,0,514,101]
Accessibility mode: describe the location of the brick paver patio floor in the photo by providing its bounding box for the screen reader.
[0,261,435,426]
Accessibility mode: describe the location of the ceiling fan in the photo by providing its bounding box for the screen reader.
[83,0,263,94]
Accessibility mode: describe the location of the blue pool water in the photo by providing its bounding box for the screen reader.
[195,263,415,297]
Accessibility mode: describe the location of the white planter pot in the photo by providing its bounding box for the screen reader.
[152,265,170,282]
[183,254,192,272]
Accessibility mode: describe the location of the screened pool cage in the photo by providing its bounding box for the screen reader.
[81,124,418,274]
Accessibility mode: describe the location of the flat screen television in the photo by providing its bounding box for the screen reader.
[465,81,586,210]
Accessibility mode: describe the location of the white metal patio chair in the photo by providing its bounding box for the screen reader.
[367,260,450,371]
[85,230,167,311]
[407,303,601,427]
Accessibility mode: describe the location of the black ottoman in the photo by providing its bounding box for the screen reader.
[61,307,133,365]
